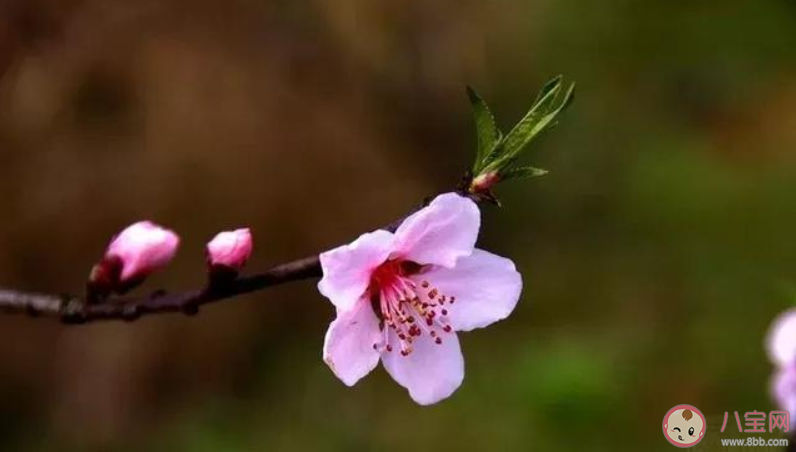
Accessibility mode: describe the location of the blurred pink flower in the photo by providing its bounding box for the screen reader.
[105,221,180,285]
[768,309,796,427]
[772,365,796,425]
[767,309,796,367]
[206,228,253,272]
[318,193,522,405]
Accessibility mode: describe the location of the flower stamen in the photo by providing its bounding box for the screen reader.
[368,260,455,356]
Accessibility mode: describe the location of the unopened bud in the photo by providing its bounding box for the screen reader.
[87,221,180,301]
[470,171,501,193]
[206,228,253,283]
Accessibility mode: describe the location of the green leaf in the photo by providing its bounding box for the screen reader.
[466,86,502,173]
[501,77,563,155]
[532,74,563,106]
[501,166,549,180]
[484,77,575,173]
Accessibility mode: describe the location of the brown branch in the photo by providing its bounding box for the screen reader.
[0,193,463,324]
[0,255,322,324]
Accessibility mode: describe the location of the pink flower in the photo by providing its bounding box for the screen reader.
[772,365,796,428]
[206,228,253,272]
[92,221,180,294]
[767,310,796,368]
[318,193,522,405]
[767,309,796,427]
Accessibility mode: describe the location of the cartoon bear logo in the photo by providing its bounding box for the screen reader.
[662,404,706,448]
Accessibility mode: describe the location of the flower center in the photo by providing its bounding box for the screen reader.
[368,259,455,356]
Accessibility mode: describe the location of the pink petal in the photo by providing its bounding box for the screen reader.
[206,228,253,271]
[323,300,382,386]
[392,193,480,268]
[106,221,180,282]
[420,249,522,332]
[772,366,796,428]
[381,329,464,405]
[318,230,395,312]
[767,309,796,367]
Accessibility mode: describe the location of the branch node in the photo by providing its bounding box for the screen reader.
[59,296,87,324]
[121,304,141,322]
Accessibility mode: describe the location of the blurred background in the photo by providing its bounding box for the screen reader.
[1,0,795,450]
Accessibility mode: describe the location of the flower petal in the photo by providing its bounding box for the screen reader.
[772,366,796,429]
[318,230,395,312]
[323,300,382,387]
[421,249,522,332]
[206,228,253,271]
[767,309,796,367]
[392,193,480,268]
[106,221,180,282]
[381,330,464,405]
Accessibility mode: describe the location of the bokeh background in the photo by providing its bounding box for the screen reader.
[1,0,795,450]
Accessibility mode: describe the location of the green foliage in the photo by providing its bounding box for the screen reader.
[466,86,502,171]
[468,76,575,191]
[501,166,549,180]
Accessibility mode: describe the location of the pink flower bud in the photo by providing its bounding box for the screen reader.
[206,228,253,272]
[107,221,180,281]
[88,221,179,301]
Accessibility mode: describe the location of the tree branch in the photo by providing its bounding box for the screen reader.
[0,194,449,324]
[0,255,322,324]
